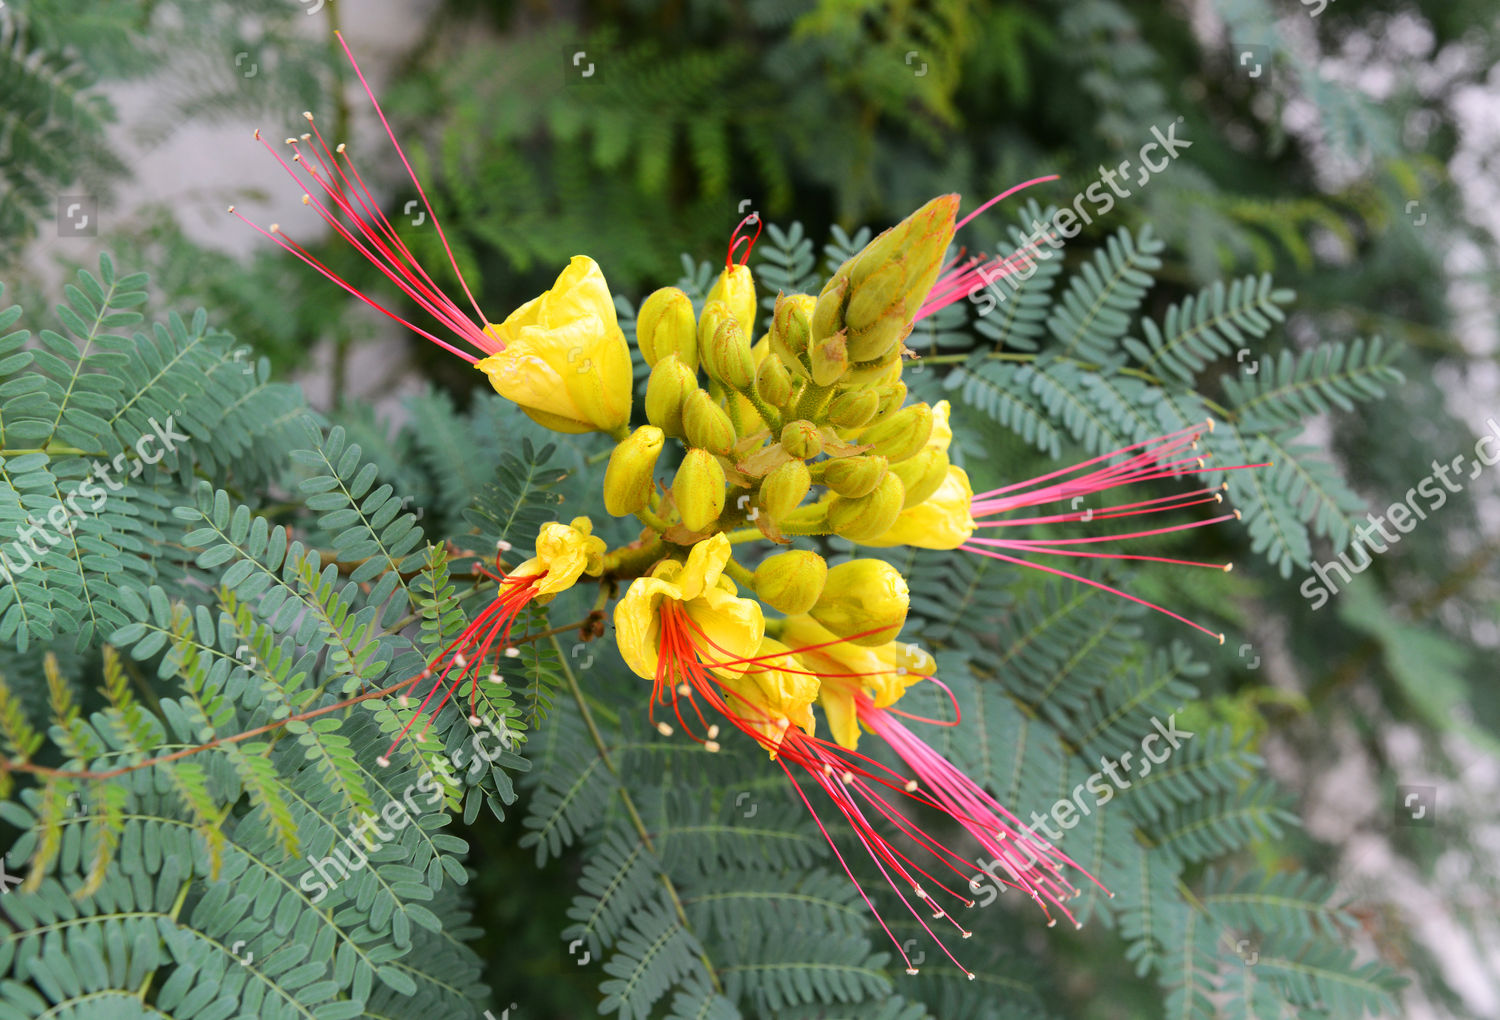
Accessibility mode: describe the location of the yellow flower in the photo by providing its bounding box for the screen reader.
[614,534,764,681]
[782,615,934,750]
[476,256,632,434]
[865,464,976,551]
[717,637,820,756]
[512,517,606,597]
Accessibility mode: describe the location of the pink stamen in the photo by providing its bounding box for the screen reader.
[233,36,501,364]
[959,422,1271,638]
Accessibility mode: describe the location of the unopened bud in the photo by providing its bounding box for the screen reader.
[752,550,828,615]
[890,447,949,507]
[706,263,757,339]
[868,382,908,425]
[827,473,905,543]
[843,195,959,361]
[825,388,880,429]
[673,449,726,533]
[811,558,910,646]
[755,352,793,407]
[759,459,811,521]
[705,317,756,391]
[603,425,664,517]
[683,389,737,456]
[808,332,848,387]
[770,293,815,377]
[811,270,850,343]
[637,287,698,370]
[862,403,933,463]
[842,346,903,387]
[823,455,888,499]
[645,355,696,436]
[781,420,822,459]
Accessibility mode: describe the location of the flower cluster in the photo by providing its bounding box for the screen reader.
[244,33,1263,971]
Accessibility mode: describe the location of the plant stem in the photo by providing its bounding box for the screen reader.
[552,634,723,994]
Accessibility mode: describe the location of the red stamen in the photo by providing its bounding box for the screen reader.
[726,213,764,268]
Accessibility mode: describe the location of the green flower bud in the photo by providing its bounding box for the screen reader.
[842,195,959,362]
[780,419,822,459]
[645,354,697,436]
[811,557,910,646]
[706,263,757,338]
[759,459,811,521]
[861,403,933,463]
[754,352,793,408]
[752,550,828,615]
[825,388,880,429]
[890,448,949,507]
[770,293,815,378]
[868,382,908,424]
[842,346,903,388]
[827,473,905,543]
[637,287,697,370]
[603,425,664,517]
[808,333,848,388]
[705,317,756,391]
[823,454,888,499]
[811,270,850,343]
[673,448,726,533]
[683,389,737,456]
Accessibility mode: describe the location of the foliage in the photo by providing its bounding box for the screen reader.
[4,0,1499,1017]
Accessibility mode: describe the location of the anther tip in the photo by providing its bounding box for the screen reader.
[707,724,720,739]
[1075,922,1083,929]
[301,195,311,205]
[226,204,235,213]
[505,647,520,658]
[496,539,513,552]
[1223,562,1233,572]
[303,111,314,120]
[467,715,481,726]
[905,968,920,976]
[253,128,261,140]
[1048,919,1057,927]
[966,972,976,981]
[1217,633,1226,645]
[904,779,919,792]
[1205,416,1216,431]
[336,143,346,153]
[704,740,720,753]
[269,223,280,233]
[1233,509,1243,520]
[376,756,390,768]
[656,722,673,737]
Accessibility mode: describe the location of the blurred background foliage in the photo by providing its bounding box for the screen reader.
[3,0,1498,1016]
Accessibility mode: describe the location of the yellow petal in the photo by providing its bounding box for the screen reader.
[685,585,765,678]
[613,575,682,680]
[477,256,632,433]
[675,533,731,601]
[525,520,605,595]
[864,464,975,550]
